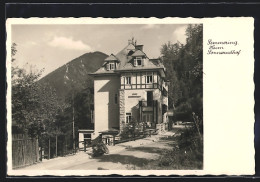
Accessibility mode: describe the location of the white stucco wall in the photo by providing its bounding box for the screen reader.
[163,96,168,106]
[124,88,162,122]
[153,89,162,100]
[125,89,146,114]
[124,89,161,112]
[78,133,84,148]
[93,75,120,136]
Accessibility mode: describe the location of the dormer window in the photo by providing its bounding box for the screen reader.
[106,62,115,71]
[134,57,142,66]
[110,63,115,70]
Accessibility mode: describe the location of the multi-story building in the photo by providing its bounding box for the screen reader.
[87,39,169,143]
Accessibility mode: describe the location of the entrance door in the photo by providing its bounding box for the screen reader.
[143,112,154,128]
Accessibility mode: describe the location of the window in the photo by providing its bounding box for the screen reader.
[126,113,132,123]
[134,57,142,66]
[126,76,131,84]
[109,63,115,70]
[106,62,115,70]
[115,93,118,104]
[84,134,91,139]
[146,75,153,83]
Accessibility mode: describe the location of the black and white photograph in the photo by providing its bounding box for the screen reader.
[6,17,255,176]
[9,22,203,171]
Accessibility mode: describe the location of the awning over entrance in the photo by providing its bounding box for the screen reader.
[99,129,119,146]
[99,128,119,135]
[78,129,94,133]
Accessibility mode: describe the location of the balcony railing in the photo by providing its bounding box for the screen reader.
[120,83,160,90]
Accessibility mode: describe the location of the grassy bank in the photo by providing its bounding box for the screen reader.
[135,126,203,170]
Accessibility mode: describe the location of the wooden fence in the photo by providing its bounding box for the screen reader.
[12,134,39,169]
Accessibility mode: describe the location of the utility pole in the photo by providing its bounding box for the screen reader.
[72,92,75,153]
[55,134,57,157]
[48,137,50,160]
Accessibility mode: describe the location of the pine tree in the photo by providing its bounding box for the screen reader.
[160,24,203,123]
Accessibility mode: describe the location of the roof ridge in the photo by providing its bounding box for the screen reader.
[105,53,120,61]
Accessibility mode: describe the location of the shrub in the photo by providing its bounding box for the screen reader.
[156,127,203,169]
[91,135,109,157]
[120,120,144,140]
[179,127,202,151]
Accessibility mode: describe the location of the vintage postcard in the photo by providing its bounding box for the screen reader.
[6,17,254,176]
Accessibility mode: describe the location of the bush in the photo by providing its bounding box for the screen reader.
[120,125,131,140]
[157,127,203,169]
[179,127,202,152]
[91,135,109,157]
[120,121,144,140]
[91,143,109,157]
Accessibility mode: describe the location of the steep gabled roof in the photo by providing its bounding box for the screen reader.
[150,58,164,67]
[90,66,117,75]
[90,42,166,75]
[115,43,135,69]
[104,54,119,61]
[118,58,164,71]
[131,49,146,57]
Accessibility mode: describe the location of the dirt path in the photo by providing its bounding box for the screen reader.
[19,128,181,170]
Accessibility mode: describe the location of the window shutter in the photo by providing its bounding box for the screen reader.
[141,58,144,66]
[134,59,137,67]
[106,63,110,70]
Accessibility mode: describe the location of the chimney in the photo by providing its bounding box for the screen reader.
[128,39,132,45]
[135,45,143,51]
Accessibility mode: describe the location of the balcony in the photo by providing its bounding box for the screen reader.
[121,83,160,90]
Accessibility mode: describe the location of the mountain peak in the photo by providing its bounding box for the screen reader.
[39,51,108,100]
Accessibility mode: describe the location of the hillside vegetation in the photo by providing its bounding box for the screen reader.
[161,24,203,126]
[39,51,107,101]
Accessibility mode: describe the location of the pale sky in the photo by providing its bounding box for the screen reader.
[12,24,189,77]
